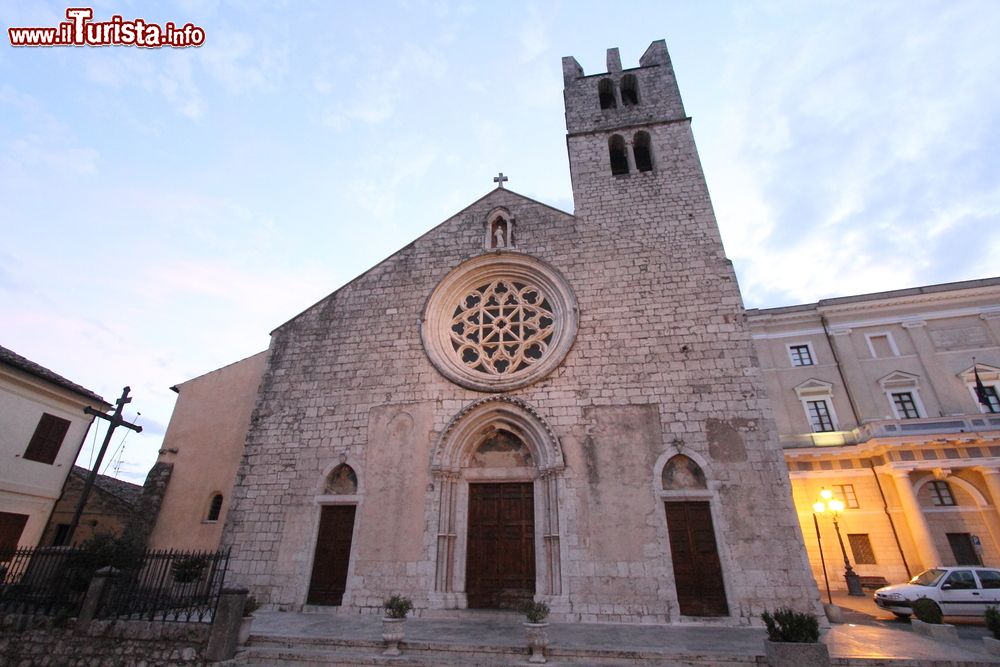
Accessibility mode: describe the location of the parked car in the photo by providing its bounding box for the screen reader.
[874,567,1000,618]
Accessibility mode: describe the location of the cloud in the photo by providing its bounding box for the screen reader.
[706,3,1000,307]
[518,17,548,64]
[81,49,204,119]
[199,30,289,94]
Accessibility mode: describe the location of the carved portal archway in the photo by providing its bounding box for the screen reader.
[430,396,564,608]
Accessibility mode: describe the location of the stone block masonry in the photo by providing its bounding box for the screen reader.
[0,614,208,666]
[221,39,822,625]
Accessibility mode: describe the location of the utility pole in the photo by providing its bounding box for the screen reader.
[64,386,143,545]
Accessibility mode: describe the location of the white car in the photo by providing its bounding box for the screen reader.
[874,567,1000,618]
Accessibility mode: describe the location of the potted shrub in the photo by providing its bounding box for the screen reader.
[238,595,260,645]
[382,594,413,656]
[521,600,550,664]
[910,598,958,643]
[761,607,829,667]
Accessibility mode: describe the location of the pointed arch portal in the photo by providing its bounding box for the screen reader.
[430,396,564,608]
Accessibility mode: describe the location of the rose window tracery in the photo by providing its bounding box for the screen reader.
[421,253,578,392]
[450,280,555,376]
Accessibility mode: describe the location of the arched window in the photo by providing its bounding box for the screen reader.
[598,78,617,109]
[621,74,639,106]
[206,493,224,521]
[633,131,653,172]
[661,455,707,490]
[325,463,358,495]
[608,134,628,175]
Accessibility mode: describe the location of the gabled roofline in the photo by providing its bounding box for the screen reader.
[169,349,269,392]
[270,187,574,335]
[0,345,109,407]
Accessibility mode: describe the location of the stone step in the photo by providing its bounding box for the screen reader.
[237,634,762,667]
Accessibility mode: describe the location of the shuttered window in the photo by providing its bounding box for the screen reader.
[0,511,29,554]
[23,413,71,464]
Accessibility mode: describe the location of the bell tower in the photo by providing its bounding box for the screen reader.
[562,40,720,246]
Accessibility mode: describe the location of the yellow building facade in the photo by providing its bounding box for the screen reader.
[749,277,1000,591]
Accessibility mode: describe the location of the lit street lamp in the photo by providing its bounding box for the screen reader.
[810,502,833,605]
[814,488,864,597]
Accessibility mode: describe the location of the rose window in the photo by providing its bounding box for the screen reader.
[450,280,555,376]
[422,254,578,392]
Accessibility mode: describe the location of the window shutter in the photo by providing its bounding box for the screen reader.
[23,413,71,464]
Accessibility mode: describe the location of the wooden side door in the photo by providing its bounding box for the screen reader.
[466,483,535,609]
[664,501,728,616]
[306,505,356,605]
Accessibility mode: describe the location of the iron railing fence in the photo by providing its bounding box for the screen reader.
[0,547,230,623]
[0,546,90,616]
[96,548,230,623]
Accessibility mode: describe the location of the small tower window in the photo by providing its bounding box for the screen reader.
[634,131,653,172]
[609,134,628,175]
[598,78,617,109]
[621,74,639,106]
[206,494,224,521]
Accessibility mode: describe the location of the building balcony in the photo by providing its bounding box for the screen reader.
[781,414,1000,450]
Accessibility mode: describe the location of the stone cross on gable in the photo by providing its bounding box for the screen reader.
[494,172,508,189]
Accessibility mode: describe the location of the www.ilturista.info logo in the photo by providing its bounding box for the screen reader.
[8,8,206,48]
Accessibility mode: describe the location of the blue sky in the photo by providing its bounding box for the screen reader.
[3,1,999,483]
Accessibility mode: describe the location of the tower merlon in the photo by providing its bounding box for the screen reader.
[606,48,622,73]
[639,40,669,67]
[562,56,583,84]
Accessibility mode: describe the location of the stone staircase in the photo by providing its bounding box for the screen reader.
[235,633,763,666]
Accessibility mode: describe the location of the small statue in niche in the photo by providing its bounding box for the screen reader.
[491,219,508,248]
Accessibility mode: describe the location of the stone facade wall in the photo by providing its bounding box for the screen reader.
[130,462,174,546]
[0,614,207,667]
[221,40,821,624]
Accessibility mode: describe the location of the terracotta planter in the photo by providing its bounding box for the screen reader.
[524,622,550,664]
[382,617,405,656]
[238,615,254,645]
[764,639,830,667]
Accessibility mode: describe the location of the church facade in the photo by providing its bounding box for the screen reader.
[219,41,820,624]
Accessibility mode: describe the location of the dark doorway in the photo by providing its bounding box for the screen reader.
[664,501,729,616]
[947,532,982,566]
[307,505,356,605]
[466,482,535,609]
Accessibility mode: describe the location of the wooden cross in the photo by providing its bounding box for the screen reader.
[493,172,508,189]
[65,386,143,544]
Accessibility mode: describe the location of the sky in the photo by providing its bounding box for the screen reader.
[2,1,999,484]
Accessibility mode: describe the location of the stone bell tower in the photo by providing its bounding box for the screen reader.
[557,41,824,621]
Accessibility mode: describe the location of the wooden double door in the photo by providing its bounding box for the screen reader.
[307,505,356,606]
[664,501,729,617]
[466,483,536,609]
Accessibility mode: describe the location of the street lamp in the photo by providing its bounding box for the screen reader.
[815,488,864,596]
[811,500,833,605]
